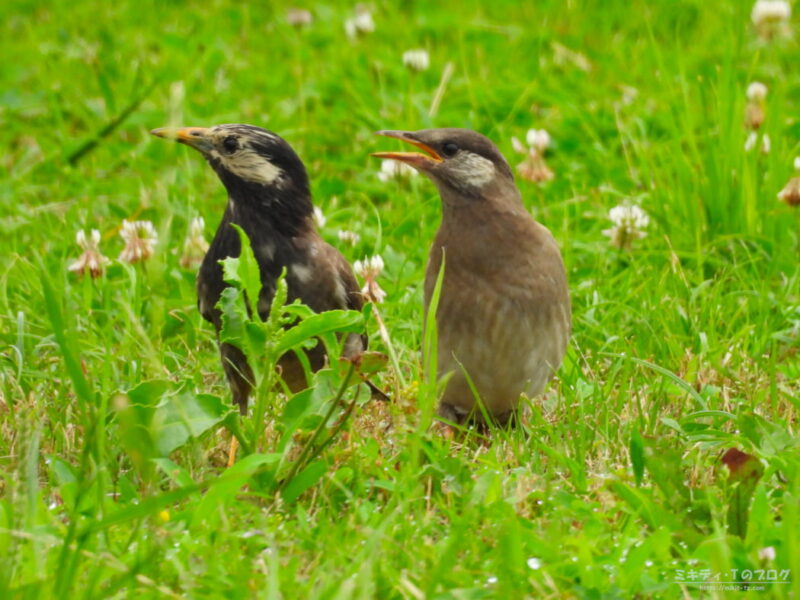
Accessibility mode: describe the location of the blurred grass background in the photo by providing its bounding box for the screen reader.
[1,0,799,597]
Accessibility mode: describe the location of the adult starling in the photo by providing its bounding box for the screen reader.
[374,128,571,426]
[151,124,365,413]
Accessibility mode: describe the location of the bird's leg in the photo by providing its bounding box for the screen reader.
[492,409,519,428]
[227,437,239,468]
[431,419,457,440]
[220,343,253,466]
[227,391,248,468]
[433,403,467,439]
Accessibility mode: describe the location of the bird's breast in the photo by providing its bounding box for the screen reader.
[426,225,571,414]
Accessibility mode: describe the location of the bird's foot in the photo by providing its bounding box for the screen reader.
[431,419,457,440]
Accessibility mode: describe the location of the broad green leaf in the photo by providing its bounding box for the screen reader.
[683,410,736,422]
[746,481,770,546]
[617,527,672,590]
[221,223,263,313]
[117,473,140,504]
[609,480,683,531]
[116,381,229,463]
[192,453,280,528]
[153,458,195,488]
[643,437,690,502]
[284,302,316,321]
[737,412,797,457]
[126,379,169,408]
[217,286,248,348]
[281,388,315,431]
[114,380,169,478]
[280,369,342,434]
[274,310,364,355]
[281,459,328,503]
[337,351,389,379]
[218,288,271,383]
[660,417,684,434]
[151,391,229,456]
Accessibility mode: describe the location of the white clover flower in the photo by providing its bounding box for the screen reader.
[377,159,417,181]
[511,132,554,183]
[180,217,209,269]
[744,131,769,153]
[354,255,383,279]
[313,206,326,229]
[527,557,543,570]
[286,8,313,27]
[119,219,158,263]
[189,216,205,237]
[517,159,554,183]
[758,546,777,561]
[354,255,386,303]
[68,229,110,278]
[402,49,430,72]
[745,131,758,152]
[345,5,375,38]
[337,230,361,245]
[744,82,768,131]
[602,204,649,250]
[609,204,649,229]
[752,0,791,26]
[525,129,551,153]
[778,177,800,206]
[746,81,768,102]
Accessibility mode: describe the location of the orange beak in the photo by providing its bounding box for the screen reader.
[372,130,443,168]
[151,127,214,153]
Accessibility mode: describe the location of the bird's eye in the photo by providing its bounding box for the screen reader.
[222,136,239,154]
[441,142,459,157]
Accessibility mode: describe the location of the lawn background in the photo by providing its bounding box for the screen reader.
[1,0,799,598]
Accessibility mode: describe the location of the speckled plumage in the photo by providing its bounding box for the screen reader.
[153,124,364,413]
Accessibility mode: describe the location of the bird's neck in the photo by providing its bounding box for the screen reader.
[224,179,315,237]
[438,179,525,223]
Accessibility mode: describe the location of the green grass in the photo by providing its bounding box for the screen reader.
[2,0,800,597]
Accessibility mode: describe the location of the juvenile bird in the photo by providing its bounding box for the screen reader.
[151,124,365,413]
[374,128,571,426]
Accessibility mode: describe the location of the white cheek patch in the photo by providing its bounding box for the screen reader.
[220,149,283,186]
[452,152,496,187]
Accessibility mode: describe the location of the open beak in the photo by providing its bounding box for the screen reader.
[150,127,214,153]
[372,130,443,169]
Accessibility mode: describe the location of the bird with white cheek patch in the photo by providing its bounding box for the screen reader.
[151,124,367,415]
[374,128,571,427]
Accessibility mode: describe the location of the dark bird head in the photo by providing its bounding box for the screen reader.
[373,128,515,201]
[151,124,313,230]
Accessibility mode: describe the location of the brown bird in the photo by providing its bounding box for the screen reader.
[151,124,365,413]
[374,128,571,426]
